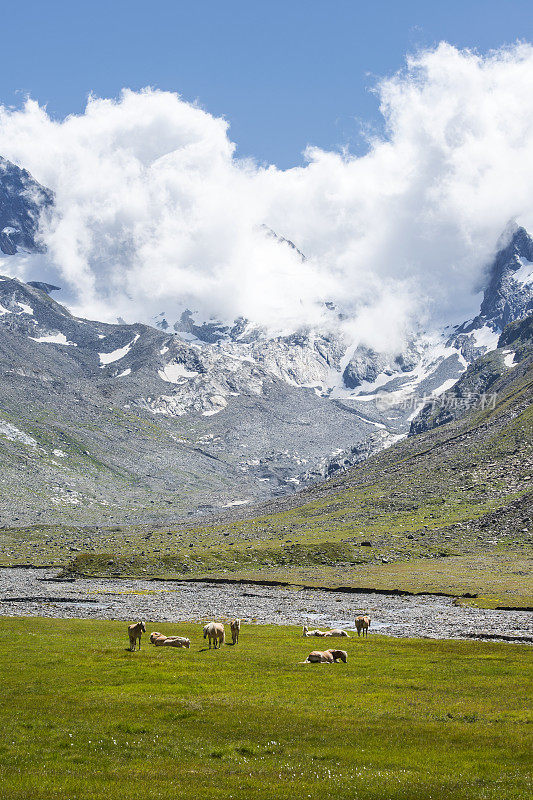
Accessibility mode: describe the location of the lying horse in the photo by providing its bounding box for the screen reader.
[301,649,348,664]
[152,635,190,648]
[230,619,241,645]
[355,616,371,637]
[302,625,328,637]
[164,637,190,648]
[323,629,350,637]
[203,622,225,649]
[128,621,146,651]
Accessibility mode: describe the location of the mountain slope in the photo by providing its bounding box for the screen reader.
[0,226,532,526]
[0,158,532,529]
[51,313,532,607]
[0,276,401,526]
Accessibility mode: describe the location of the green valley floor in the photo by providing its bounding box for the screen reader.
[0,617,531,800]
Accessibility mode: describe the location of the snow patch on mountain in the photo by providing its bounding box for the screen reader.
[30,332,77,346]
[158,363,199,382]
[473,325,500,350]
[99,334,139,365]
[0,421,38,447]
[514,258,533,285]
[502,350,516,367]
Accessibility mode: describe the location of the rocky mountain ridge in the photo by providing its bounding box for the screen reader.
[0,157,532,524]
[0,157,53,255]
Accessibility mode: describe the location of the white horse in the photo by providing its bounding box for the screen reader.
[230,619,241,645]
[203,622,225,649]
[302,625,328,637]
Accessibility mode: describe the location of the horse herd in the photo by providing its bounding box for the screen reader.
[127,615,370,663]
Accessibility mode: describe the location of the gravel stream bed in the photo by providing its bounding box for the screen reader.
[0,569,531,643]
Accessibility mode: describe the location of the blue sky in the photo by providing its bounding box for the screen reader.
[1,1,531,168]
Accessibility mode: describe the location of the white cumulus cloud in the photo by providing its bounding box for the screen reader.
[0,42,532,352]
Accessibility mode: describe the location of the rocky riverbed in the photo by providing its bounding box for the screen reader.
[1,568,531,643]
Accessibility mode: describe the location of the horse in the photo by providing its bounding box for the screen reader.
[301,649,348,664]
[328,649,348,663]
[203,622,225,649]
[323,629,350,637]
[230,619,241,645]
[161,636,190,648]
[302,625,328,637]
[128,621,146,651]
[355,616,371,637]
[151,634,190,648]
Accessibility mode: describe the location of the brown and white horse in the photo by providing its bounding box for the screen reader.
[128,621,146,651]
[301,649,348,664]
[355,616,371,637]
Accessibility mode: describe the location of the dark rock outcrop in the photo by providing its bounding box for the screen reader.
[0,157,53,255]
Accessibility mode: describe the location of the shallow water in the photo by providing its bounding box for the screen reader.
[0,568,531,643]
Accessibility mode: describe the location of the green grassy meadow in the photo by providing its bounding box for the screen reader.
[0,617,531,799]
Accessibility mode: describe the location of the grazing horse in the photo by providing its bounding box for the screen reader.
[128,621,146,651]
[230,619,241,645]
[355,616,371,637]
[301,649,348,664]
[302,625,328,637]
[203,622,225,649]
[324,629,350,637]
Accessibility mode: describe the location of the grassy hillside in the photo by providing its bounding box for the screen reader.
[0,617,531,800]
